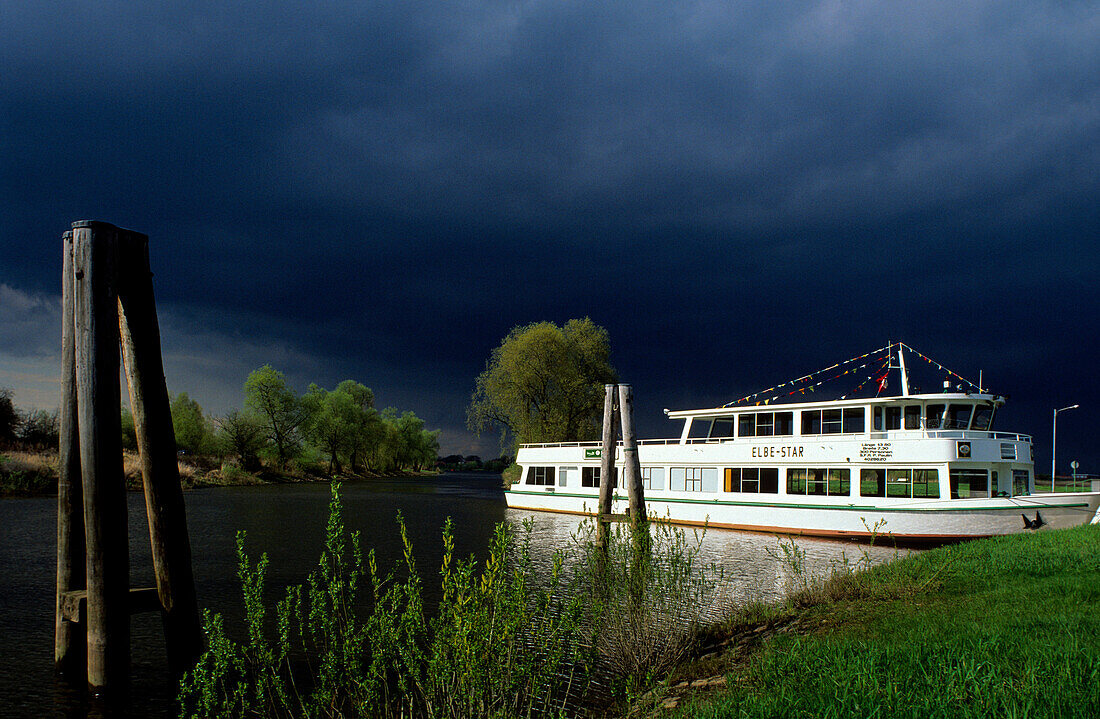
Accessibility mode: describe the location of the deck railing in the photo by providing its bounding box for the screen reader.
[520,429,1032,450]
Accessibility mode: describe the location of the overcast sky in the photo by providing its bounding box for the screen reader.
[2,1,1097,470]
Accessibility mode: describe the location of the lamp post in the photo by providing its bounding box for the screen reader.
[1052,404,1080,491]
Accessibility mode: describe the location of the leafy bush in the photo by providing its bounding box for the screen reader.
[179,485,590,719]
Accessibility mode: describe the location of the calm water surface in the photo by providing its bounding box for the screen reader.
[0,474,909,717]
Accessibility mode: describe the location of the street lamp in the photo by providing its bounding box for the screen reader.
[1052,404,1080,491]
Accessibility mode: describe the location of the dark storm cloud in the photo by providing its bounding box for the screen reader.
[2,1,1097,462]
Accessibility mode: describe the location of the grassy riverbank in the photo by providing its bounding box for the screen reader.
[0,449,438,496]
[655,524,1100,718]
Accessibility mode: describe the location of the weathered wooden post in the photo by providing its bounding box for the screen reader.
[617,384,646,526]
[72,221,130,695]
[55,220,204,697]
[596,384,618,550]
[55,230,85,677]
[618,384,650,602]
[117,232,203,674]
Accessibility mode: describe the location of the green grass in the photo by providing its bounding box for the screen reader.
[678,526,1100,719]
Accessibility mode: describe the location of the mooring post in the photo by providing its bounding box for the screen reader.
[55,230,86,677]
[596,384,618,550]
[72,221,130,695]
[617,384,646,526]
[116,231,203,674]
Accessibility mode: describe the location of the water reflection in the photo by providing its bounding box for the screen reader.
[505,509,912,621]
[0,475,913,718]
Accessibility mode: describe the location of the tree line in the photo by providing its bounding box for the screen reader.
[2,364,440,476]
[157,365,440,475]
[0,387,60,451]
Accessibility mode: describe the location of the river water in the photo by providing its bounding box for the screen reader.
[0,474,908,718]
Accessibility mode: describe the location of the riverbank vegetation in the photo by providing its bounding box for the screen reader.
[656,524,1100,718]
[179,499,1100,719]
[0,367,442,496]
[178,485,724,718]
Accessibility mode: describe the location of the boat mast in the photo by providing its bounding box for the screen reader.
[897,343,910,397]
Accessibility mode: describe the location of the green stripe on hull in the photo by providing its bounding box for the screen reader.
[504,490,1089,513]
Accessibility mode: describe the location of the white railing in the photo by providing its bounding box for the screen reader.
[520,429,1032,449]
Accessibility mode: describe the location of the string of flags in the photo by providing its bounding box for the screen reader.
[840,357,893,400]
[724,343,893,407]
[896,342,984,393]
[724,341,985,407]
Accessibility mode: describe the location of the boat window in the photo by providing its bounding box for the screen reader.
[1012,469,1029,496]
[925,404,946,430]
[738,412,794,438]
[843,408,865,433]
[807,468,828,495]
[873,407,883,431]
[738,415,755,437]
[558,466,578,488]
[774,412,793,435]
[642,467,664,491]
[582,466,617,488]
[724,467,779,493]
[886,469,910,497]
[829,469,851,495]
[822,410,843,434]
[727,467,752,492]
[904,405,921,429]
[801,411,821,435]
[945,404,973,430]
[669,467,705,492]
[914,469,939,498]
[860,468,885,497]
[756,413,774,437]
[710,419,734,438]
[787,468,806,494]
[787,468,850,496]
[702,468,720,492]
[689,421,711,439]
[1000,442,1016,460]
[801,409,859,434]
[670,467,704,491]
[971,405,994,431]
[949,469,988,498]
[527,466,556,486]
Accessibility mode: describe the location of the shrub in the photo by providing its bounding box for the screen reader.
[178,484,591,719]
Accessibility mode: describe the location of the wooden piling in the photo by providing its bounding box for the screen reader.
[55,230,86,677]
[596,384,618,549]
[617,384,646,526]
[117,231,203,674]
[72,221,130,696]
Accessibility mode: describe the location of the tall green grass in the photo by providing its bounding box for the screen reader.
[681,525,1100,719]
[178,485,588,719]
[178,486,723,718]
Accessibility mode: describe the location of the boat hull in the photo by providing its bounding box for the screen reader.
[504,488,1100,542]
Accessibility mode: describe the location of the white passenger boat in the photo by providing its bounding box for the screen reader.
[505,343,1100,542]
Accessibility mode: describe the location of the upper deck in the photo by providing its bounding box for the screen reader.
[520,393,1031,451]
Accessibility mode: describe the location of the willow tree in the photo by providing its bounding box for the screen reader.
[467,318,617,450]
[245,365,308,470]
